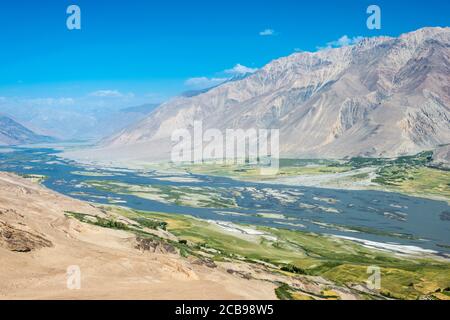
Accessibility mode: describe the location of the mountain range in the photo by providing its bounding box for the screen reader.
[0,114,55,146]
[72,27,450,163]
[0,102,160,142]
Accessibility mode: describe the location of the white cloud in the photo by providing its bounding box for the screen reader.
[259,29,276,36]
[224,64,258,75]
[319,35,364,50]
[89,90,128,98]
[184,77,228,89]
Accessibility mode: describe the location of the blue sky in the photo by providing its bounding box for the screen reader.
[0,0,449,107]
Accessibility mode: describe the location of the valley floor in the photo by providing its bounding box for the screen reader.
[1,172,449,300]
[170,152,450,203]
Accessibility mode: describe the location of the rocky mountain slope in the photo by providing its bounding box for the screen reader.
[432,144,450,168]
[0,115,54,146]
[70,27,450,163]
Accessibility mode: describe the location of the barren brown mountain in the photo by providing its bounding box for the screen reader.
[71,27,450,164]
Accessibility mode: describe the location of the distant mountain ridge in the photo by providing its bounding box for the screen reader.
[120,103,160,114]
[0,114,55,146]
[74,27,450,163]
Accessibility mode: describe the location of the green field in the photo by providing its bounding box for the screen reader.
[373,165,450,200]
[176,159,351,181]
[175,151,450,201]
[67,206,450,300]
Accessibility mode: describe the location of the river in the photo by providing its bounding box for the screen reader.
[1,146,449,255]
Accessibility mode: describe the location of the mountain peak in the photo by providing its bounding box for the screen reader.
[91,27,450,162]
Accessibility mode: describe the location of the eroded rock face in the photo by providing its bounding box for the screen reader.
[0,221,52,252]
[135,237,177,254]
[192,258,217,269]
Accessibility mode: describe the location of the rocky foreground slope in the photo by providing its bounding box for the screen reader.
[76,27,450,164]
[0,172,276,299]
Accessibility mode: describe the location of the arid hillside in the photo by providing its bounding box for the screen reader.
[0,172,278,299]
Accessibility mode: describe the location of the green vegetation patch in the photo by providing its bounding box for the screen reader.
[177,159,351,181]
[140,210,450,300]
[65,211,129,231]
[65,206,450,300]
[131,217,168,230]
[275,283,294,300]
[85,180,238,209]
